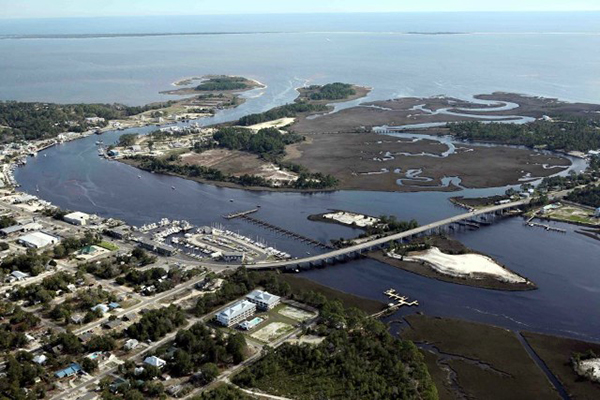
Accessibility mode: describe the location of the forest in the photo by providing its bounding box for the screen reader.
[232,297,437,400]
[237,102,328,126]
[213,127,304,160]
[125,305,188,342]
[566,186,600,208]
[306,82,356,100]
[448,119,600,152]
[195,76,249,91]
[0,101,174,142]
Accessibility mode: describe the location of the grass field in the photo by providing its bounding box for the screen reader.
[97,241,119,251]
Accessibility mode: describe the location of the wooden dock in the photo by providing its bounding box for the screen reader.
[239,214,333,250]
[527,222,567,233]
[371,289,419,318]
[223,208,259,220]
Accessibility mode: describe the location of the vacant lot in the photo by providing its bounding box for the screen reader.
[251,321,294,343]
[277,305,317,322]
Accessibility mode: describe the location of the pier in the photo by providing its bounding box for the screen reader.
[527,221,567,233]
[371,289,419,318]
[239,214,333,249]
[223,208,259,220]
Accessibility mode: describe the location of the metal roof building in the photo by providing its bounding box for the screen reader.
[216,300,256,327]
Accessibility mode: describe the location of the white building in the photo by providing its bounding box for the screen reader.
[64,211,90,226]
[10,270,30,281]
[216,300,256,327]
[18,231,60,248]
[144,356,166,369]
[246,290,281,310]
[124,339,139,350]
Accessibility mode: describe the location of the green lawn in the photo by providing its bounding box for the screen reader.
[98,241,119,251]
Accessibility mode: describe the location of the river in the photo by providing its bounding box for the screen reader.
[6,12,600,341]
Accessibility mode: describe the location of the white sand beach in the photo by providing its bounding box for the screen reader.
[397,247,527,283]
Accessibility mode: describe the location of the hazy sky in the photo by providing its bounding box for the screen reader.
[2,0,599,19]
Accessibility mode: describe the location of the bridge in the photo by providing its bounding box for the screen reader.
[244,198,532,270]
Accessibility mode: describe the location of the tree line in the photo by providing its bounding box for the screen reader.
[448,119,600,152]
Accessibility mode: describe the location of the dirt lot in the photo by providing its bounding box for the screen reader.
[284,132,570,192]
[251,321,294,343]
[401,315,562,400]
[181,150,297,185]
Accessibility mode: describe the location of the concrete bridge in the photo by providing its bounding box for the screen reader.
[245,198,531,270]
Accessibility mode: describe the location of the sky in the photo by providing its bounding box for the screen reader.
[1,0,600,19]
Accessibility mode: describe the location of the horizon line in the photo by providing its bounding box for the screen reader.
[1,10,600,21]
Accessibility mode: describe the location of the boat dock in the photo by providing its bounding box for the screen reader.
[372,289,419,318]
[527,221,567,233]
[239,214,333,249]
[223,208,259,220]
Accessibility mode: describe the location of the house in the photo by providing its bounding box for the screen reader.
[64,211,90,226]
[91,304,109,314]
[122,312,137,321]
[595,207,600,218]
[109,377,130,393]
[10,270,29,281]
[55,363,82,378]
[246,290,281,310]
[17,231,60,248]
[107,149,120,157]
[108,302,121,309]
[216,300,256,327]
[70,314,85,324]
[78,332,94,344]
[32,354,47,365]
[144,356,166,369]
[0,222,41,237]
[124,339,139,350]
[103,319,122,330]
[130,145,142,152]
[85,117,105,124]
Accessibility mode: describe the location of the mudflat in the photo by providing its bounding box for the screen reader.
[284,132,570,192]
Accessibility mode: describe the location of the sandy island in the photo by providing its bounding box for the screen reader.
[395,246,527,284]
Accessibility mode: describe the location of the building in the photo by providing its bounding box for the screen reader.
[103,319,123,330]
[0,222,42,237]
[246,290,281,310]
[137,238,176,256]
[55,363,82,378]
[106,225,131,239]
[32,354,47,365]
[64,211,90,226]
[124,339,139,350]
[17,231,60,248]
[10,270,30,281]
[91,304,110,314]
[216,300,256,327]
[222,251,245,263]
[595,207,600,218]
[144,356,166,369]
[239,317,262,330]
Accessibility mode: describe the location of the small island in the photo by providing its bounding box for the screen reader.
[160,74,264,96]
[370,235,536,291]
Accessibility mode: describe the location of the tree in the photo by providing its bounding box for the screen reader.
[81,357,98,373]
[171,350,193,376]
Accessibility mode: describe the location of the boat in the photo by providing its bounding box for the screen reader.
[138,175,141,179]
[229,199,234,202]
[36,185,39,192]
[95,140,103,145]
[171,186,176,190]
